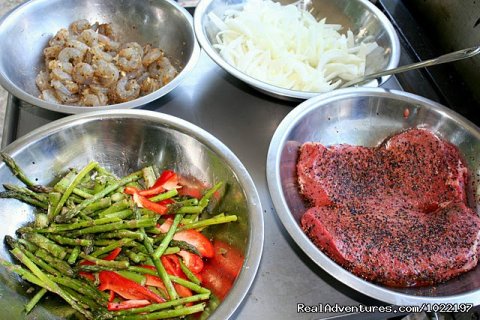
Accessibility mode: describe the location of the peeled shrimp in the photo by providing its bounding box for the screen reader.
[142,48,163,67]
[48,61,73,82]
[35,71,51,91]
[94,60,119,87]
[72,62,94,84]
[148,56,177,84]
[90,45,114,63]
[80,87,108,106]
[140,77,162,95]
[40,89,61,103]
[65,40,90,55]
[43,46,63,61]
[98,34,120,52]
[78,29,98,47]
[58,47,84,65]
[117,42,143,72]
[37,19,177,106]
[114,76,140,102]
[98,23,118,41]
[48,28,70,47]
[51,80,79,104]
[69,19,91,35]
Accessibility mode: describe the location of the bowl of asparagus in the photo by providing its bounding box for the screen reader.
[0,110,263,319]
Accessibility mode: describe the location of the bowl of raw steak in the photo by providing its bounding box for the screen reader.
[266,88,480,305]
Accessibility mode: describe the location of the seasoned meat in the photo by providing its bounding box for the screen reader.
[297,128,479,287]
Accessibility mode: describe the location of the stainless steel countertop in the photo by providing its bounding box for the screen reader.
[1,51,405,320]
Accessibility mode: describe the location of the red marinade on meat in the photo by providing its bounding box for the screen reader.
[297,128,480,287]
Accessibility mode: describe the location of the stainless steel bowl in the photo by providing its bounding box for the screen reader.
[0,0,200,114]
[194,0,400,100]
[267,88,480,305]
[0,110,263,319]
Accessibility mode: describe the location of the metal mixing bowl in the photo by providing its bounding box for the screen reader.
[194,0,400,100]
[0,0,200,114]
[266,88,480,305]
[0,110,263,319]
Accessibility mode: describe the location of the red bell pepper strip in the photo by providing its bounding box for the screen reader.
[157,218,173,233]
[98,271,164,303]
[173,229,214,258]
[177,250,204,274]
[103,247,122,261]
[138,170,178,196]
[161,254,183,277]
[126,190,172,215]
[78,271,95,281]
[108,290,115,302]
[107,299,151,311]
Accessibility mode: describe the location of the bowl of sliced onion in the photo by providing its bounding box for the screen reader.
[194,0,400,100]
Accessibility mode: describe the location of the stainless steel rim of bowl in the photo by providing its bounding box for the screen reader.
[2,109,264,319]
[194,0,401,100]
[266,87,480,305]
[0,0,201,114]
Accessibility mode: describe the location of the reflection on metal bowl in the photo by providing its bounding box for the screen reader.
[0,110,263,319]
[267,88,480,305]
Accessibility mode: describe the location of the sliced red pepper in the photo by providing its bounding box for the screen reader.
[107,299,151,311]
[139,170,178,196]
[124,186,140,195]
[78,271,95,281]
[108,290,115,302]
[98,271,164,303]
[161,254,183,277]
[103,247,122,261]
[177,175,205,199]
[173,229,214,258]
[145,273,192,300]
[133,193,169,215]
[157,218,173,233]
[177,250,204,274]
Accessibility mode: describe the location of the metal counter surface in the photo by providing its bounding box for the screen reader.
[1,51,404,320]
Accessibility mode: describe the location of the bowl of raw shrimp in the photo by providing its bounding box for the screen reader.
[0,0,200,114]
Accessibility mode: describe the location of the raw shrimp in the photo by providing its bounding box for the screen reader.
[40,89,61,103]
[78,29,98,47]
[148,56,177,84]
[114,76,140,102]
[90,45,114,63]
[98,34,120,52]
[72,62,94,84]
[51,80,79,104]
[80,88,108,106]
[69,19,91,35]
[65,40,90,55]
[140,77,162,95]
[43,46,63,61]
[94,60,119,87]
[58,47,84,65]
[98,23,118,41]
[37,19,177,106]
[48,28,70,47]
[117,42,143,72]
[142,48,163,67]
[35,71,51,91]
[48,61,73,82]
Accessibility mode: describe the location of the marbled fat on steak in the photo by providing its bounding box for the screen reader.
[297,128,480,287]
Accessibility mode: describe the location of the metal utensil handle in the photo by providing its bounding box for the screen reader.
[341,45,480,88]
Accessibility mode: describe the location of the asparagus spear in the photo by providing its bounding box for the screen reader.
[23,233,67,260]
[0,190,48,209]
[25,288,47,314]
[0,153,36,188]
[58,170,143,222]
[153,213,184,258]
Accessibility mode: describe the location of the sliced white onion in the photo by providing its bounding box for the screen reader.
[210,0,379,93]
